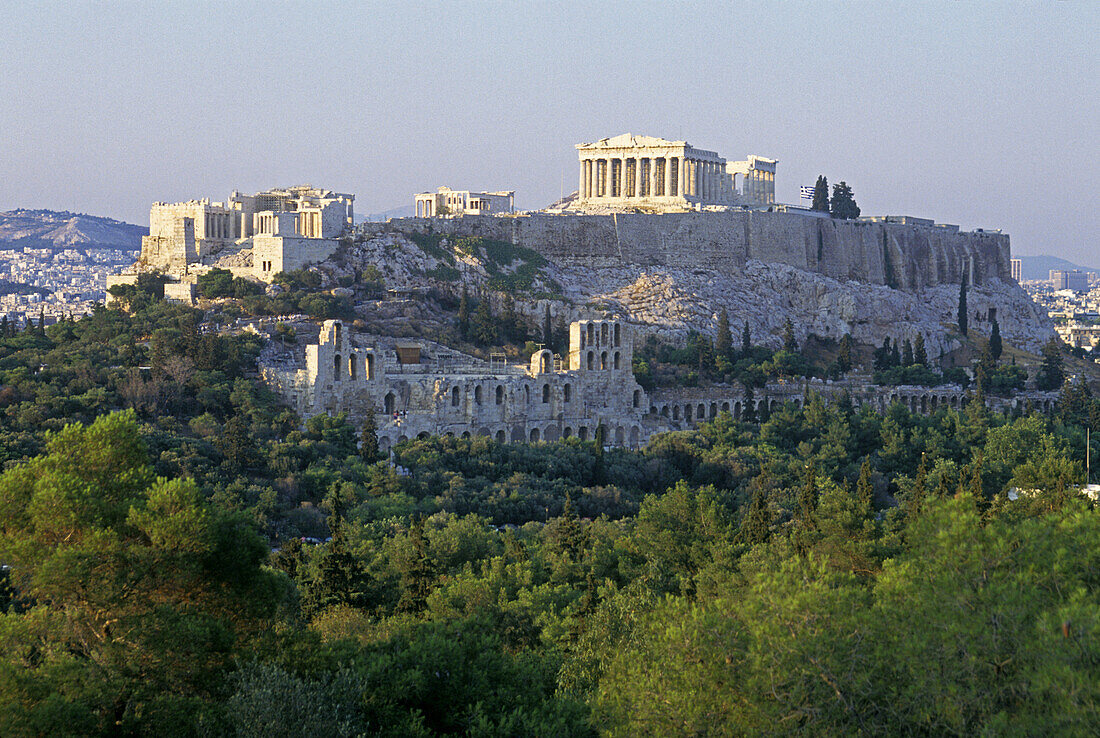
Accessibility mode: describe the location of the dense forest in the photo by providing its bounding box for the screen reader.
[1,284,1099,736]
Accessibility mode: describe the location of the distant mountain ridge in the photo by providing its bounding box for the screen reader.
[1018,255,1099,281]
[0,209,146,250]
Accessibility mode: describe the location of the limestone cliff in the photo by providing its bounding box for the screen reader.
[332,210,1051,355]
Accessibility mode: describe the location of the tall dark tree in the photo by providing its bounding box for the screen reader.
[741,320,752,354]
[715,307,732,359]
[458,283,471,339]
[902,338,914,367]
[958,272,969,336]
[360,407,380,462]
[782,318,798,353]
[989,317,1003,361]
[890,339,902,368]
[914,333,927,366]
[396,518,434,613]
[741,384,757,423]
[829,181,861,219]
[472,292,496,345]
[1036,336,1065,390]
[736,486,772,546]
[837,333,854,373]
[811,175,830,212]
[542,303,553,347]
[856,458,874,512]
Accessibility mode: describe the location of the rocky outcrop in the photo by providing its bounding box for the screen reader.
[0,209,146,250]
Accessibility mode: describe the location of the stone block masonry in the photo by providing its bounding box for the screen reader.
[388,209,1011,291]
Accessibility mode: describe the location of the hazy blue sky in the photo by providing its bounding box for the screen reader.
[1,1,1096,262]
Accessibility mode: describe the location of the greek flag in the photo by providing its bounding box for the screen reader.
[800,185,815,200]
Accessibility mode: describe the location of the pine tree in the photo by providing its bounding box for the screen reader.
[913,333,927,366]
[958,272,969,336]
[908,453,928,515]
[302,529,368,618]
[715,307,732,359]
[890,339,901,368]
[397,518,434,613]
[38,308,46,336]
[1036,336,1064,390]
[811,175,830,213]
[989,317,1002,361]
[741,384,757,423]
[829,181,861,219]
[902,338,914,367]
[741,321,752,355]
[458,283,471,339]
[796,462,819,523]
[782,318,798,353]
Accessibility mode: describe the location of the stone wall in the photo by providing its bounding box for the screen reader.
[387,210,1011,290]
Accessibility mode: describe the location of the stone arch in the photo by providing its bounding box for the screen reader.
[461,431,471,439]
[614,323,621,347]
[578,426,588,441]
[769,399,777,411]
[451,386,460,407]
[477,427,490,437]
[673,406,680,420]
[397,434,408,443]
[697,403,705,419]
[539,350,553,374]
[544,425,560,442]
[524,385,531,404]
[496,385,504,405]
[733,401,741,418]
[633,390,641,408]
[614,351,621,370]
[417,431,430,440]
[600,351,608,370]
[685,405,692,422]
[348,354,357,380]
[920,395,928,414]
[587,351,594,370]
[793,398,801,409]
[721,401,730,413]
[586,323,595,345]
[601,323,609,345]
[379,436,391,453]
[474,385,483,405]
[614,427,625,445]
[542,383,550,403]
[365,354,374,380]
[564,384,572,402]
[334,322,342,347]
[630,426,640,446]
[510,427,525,442]
[530,428,540,443]
[495,430,506,443]
[563,427,572,438]
[333,353,342,381]
[384,392,396,414]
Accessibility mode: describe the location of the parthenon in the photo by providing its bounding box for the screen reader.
[574,134,776,210]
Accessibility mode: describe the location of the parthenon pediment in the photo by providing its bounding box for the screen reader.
[578,133,685,149]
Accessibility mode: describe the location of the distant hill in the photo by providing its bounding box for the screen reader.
[1018,255,1100,281]
[354,205,415,224]
[0,209,146,251]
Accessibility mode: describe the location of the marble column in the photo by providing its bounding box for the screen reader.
[579,160,586,199]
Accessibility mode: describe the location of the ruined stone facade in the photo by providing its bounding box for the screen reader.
[574,134,776,210]
[138,185,354,281]
[414,187,514,217]
[264,318,656,452]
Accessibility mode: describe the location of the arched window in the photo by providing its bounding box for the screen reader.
[474,385,483,405]
[333,354,341,381]
[633,389,640,408]
[563,384,572,402]
[542,384,550,403]
[614,351,621,370]
[496,385,504,405]
[451,386,460,407]
[530,428,540,443]
[384,392,395,414]
[496,430,506,443]
[365,354,374,380]
[334,322,341,347]
[348,354,357,380]
[600,351,608,370]
[587,351,594,370]
[578,426,588,441]
[524,385,530,404]
[614,323,621,347]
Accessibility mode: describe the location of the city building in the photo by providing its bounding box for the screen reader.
[1050,269,1089,292]
[414,187,515,217]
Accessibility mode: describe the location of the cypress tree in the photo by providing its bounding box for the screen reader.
[958,272,969,336]
[908,453,928,515]
[902,338,914,367]
[741,321,752,354]
[890,339,901,368]
[837,333,853,373]
[360,407,379,462]
[542,303,553,347]
[458,283,471,339]
[856,459,874,513]
[736,486,772,546]
[913,333,927,366]
[811,175,830,213]
[741,384,757,423]
[715,307,732,359]
[829,181,861,219]
[989,317,1002,361]
[38,308,46,336]
[782,318,797,353]
[472,292,496,345]
[796,462,819,523]
[397,518,433,613]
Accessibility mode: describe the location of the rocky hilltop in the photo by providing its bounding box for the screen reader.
[318,214,1053,358]
[0,209,147,250]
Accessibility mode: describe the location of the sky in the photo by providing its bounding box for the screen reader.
[1,1,1096,263]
